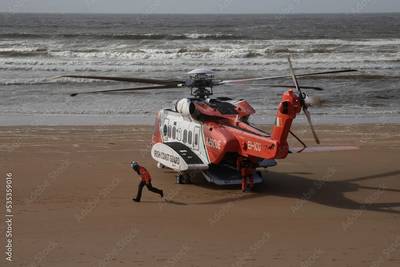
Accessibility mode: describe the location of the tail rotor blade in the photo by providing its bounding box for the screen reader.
[303,107,320,144]
[287,56,302,95]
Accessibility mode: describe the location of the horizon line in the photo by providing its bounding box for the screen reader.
[1,11,400,15]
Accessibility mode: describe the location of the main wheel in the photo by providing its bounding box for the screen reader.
[182,173,192,184]
[176,173,192,184]
[176,174,183,184]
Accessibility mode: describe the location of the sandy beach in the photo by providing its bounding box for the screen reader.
[1,123,400,266]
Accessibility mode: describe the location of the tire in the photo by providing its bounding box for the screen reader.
[176,174,191,184]
[176,174,183,184]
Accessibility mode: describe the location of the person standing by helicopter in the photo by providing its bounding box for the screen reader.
[236,157,255,192]
[131,161,164,202]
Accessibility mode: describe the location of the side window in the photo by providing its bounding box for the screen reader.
[194,133,198,146]
[163,125,167,136]
[188,131,192,145]
[183,130,187,143]
[177,128,182,141]
[172,126,176,139]
[168,125,171,138]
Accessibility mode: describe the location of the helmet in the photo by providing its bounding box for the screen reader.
[131,161,139,171]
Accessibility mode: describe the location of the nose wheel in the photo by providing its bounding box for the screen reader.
[176,173,192,184]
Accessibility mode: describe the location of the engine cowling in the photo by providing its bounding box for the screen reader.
[175,98,196,117]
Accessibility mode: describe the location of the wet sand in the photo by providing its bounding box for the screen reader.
[1,124,400,266]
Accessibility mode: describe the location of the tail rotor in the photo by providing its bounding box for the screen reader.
[287,56,320,144]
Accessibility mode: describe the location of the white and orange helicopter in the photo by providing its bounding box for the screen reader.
[61,57,357,188]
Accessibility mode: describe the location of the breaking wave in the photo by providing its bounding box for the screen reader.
[0,48,49,57]
[0,32,244,40]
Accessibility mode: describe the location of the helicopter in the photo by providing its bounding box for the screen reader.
[58,57,357,187]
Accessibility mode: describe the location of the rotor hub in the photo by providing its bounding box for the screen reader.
[187,68,215,98]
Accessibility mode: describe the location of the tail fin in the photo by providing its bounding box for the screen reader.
[271,89,302,158]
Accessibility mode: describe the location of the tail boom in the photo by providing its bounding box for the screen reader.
[271,89,302,158]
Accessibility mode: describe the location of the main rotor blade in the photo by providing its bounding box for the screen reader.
[70,84,178,97]
[265,84,324,91]
[216,69,356,85]
[57,75,184,86]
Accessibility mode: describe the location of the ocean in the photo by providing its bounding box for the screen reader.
[0,13,399,125]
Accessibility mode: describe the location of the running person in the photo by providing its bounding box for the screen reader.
[131,161,163,202]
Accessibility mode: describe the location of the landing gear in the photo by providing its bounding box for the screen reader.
[157,162,165,169]
[176,173,192,184]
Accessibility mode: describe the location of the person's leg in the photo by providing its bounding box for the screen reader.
[146,182,164,197]
[249,176,254,191]
[241,177,246,192]
[133,181,145,202]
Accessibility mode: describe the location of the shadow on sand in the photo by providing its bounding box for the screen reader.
[189,170,400,215]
